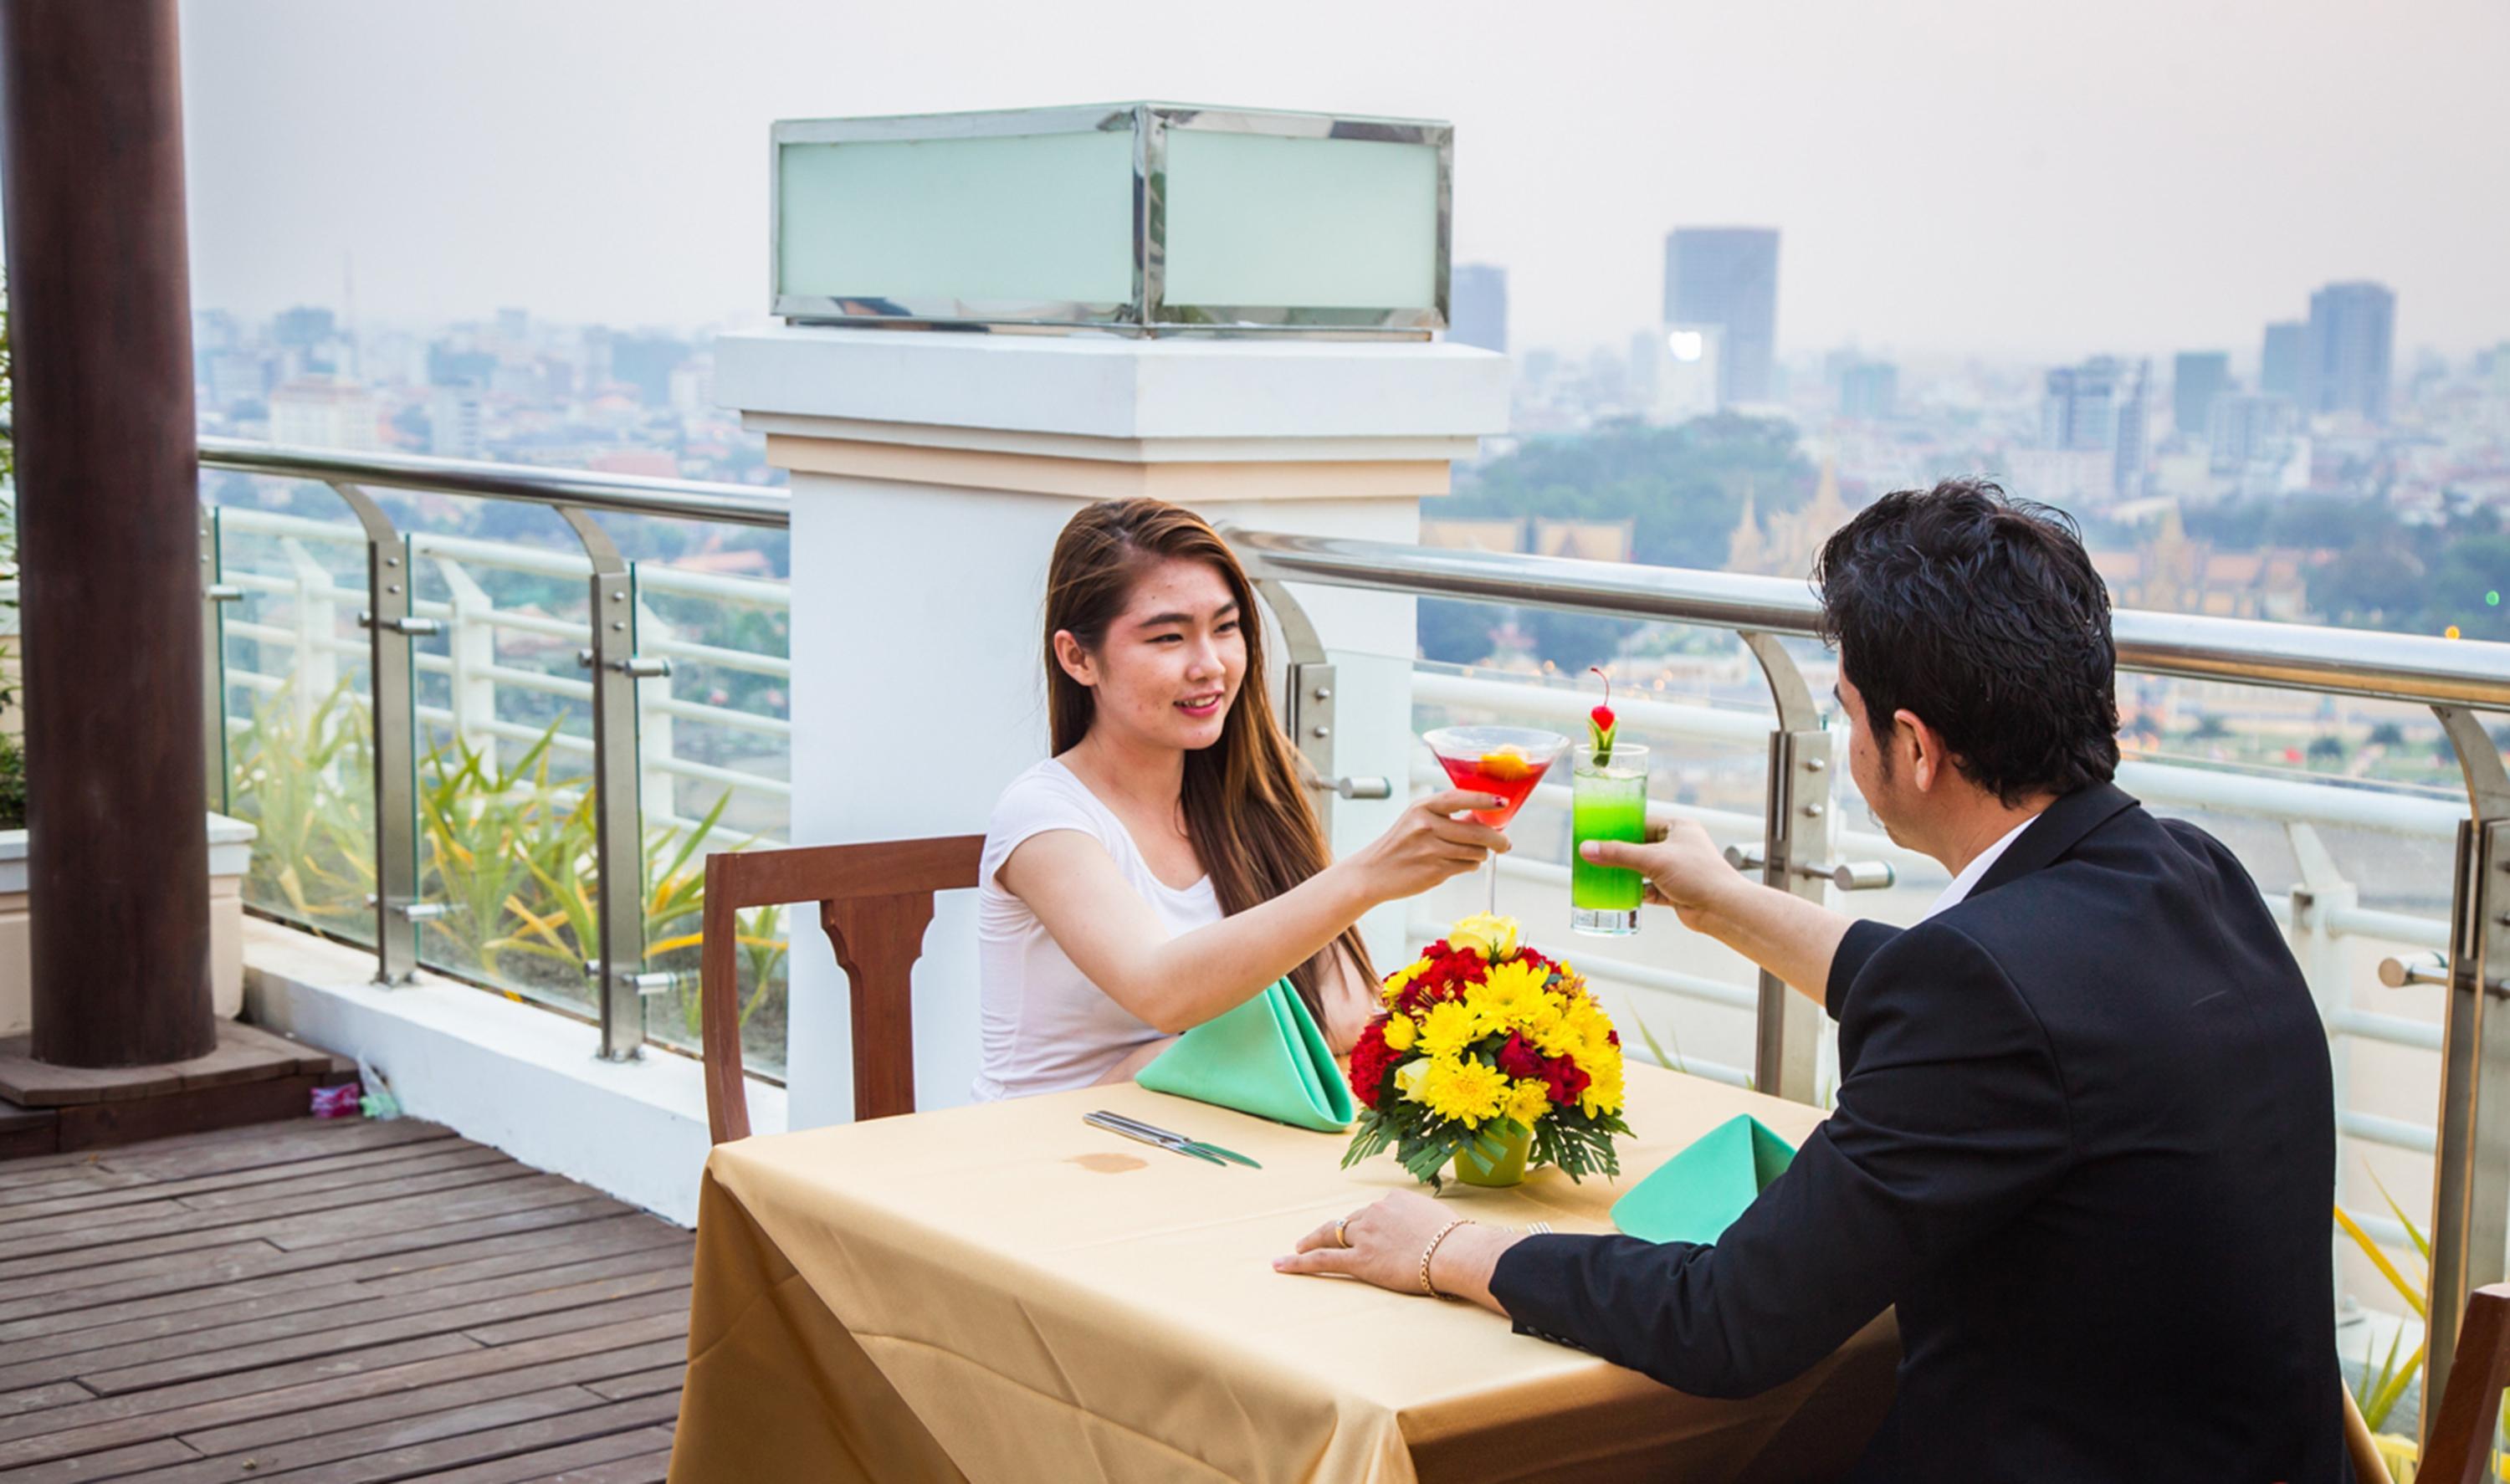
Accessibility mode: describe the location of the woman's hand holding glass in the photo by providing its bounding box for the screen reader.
[1342,788,1514,903]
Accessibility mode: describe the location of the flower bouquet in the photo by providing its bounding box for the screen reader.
[1343,913,1632,1190]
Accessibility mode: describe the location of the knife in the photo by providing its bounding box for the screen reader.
[1083,1112,1228,1165]
[1088,1109,1262,1169]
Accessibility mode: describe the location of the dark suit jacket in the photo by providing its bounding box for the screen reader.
[1488,783,2350,1482]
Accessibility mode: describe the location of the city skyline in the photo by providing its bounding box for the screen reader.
[148,0,2510,361]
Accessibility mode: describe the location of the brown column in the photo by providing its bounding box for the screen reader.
[2,0,213,1067]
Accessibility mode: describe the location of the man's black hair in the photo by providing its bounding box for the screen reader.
[1813,478,2118,805]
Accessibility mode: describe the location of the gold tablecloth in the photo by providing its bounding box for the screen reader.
[667,1064,1898,1484]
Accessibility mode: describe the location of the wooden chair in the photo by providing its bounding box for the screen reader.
[2339,1282,2510,1484]
[697,837,983,1144]
[2397,1282,2510,1484]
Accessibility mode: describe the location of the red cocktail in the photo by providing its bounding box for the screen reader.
[1422,726,1572,913]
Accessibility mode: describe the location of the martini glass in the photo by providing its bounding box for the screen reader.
[1422,725,1572,916]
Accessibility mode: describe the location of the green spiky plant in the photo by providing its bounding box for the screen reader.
[226,674,377,931]
[2334,1172,2510,1479]
[412,721,583,979]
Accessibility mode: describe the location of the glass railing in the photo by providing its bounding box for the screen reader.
[196,443,794,1075]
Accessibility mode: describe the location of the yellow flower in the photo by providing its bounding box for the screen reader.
[1534,1008,1582,1059]
[1468,959,1549,1026]
[1418,1055,1510,1128]
[1381,1013,1416,1052]
[1505,1077,1553,1128]
[1417,999,1485,1061]
[1394,1057,1430,1103]
[1579,1059,1626,1118]
[1380,960,1424,1006]
[1445,913,1519,963]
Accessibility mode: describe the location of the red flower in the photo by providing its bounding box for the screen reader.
[1496,1031,1546,1082]
[1541,1053,1591,1106]
[1349,1020,1398,1109]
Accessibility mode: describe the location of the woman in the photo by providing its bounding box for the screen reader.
[976,498,1508,1101]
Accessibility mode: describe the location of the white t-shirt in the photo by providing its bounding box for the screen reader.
[974,758,1225,1101]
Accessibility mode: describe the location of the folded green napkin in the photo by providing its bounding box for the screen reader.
[1610,1114,1796,1246]
[1136,978,1353,1132]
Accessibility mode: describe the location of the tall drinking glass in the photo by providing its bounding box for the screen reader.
[1570,743,1648,935]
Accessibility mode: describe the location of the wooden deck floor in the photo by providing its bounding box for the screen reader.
[0,1115,691,1482]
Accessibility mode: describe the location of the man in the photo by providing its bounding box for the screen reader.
[1279,480,2349,1481]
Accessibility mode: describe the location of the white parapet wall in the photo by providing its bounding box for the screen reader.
[242,917,786,1226]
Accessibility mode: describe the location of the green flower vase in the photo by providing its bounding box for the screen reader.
[1453,1122,1534,1188]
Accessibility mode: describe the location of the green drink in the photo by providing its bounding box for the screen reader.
[1571,743,1648,936]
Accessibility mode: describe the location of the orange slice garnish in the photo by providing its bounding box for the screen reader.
[1477,745,1533,781]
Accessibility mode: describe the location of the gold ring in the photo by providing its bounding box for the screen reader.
[1334,1218,1353,1249]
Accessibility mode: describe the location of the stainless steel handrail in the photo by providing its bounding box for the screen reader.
[1225,527,2510,711]
[178,439,2510,714]
[197,436,792,529]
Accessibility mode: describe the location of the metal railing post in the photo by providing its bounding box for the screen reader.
[1251,571,1342,843]
[1740,631,1830,1103]
[556,507,664,1062]
[325,481,429,985]
[2420,704,2510,1442]
[1237,560,1392,842]
[198,509,241,811]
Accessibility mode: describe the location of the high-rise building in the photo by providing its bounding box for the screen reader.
[204,352,267,413]
[1450,264,1508,354]
[2041,356,2149,497]
[1839,361,1898,421]
[2302,280,2395,423]
[269,378,379,451]
[2206,394,2299,473]
[429,389,485,459]
[1646,324,1724,423]
[273,305,336,350]
[2172,351,2231,439]
[610,334,688,405]
[2260,321,2305,400]
[1662,228,1779,406]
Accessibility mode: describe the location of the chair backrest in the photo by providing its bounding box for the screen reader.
[698,836,984,1144]
[2419,1282,2510,1484]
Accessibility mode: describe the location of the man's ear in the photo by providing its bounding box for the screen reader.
[1894,708,1947,792]
[1053,630,1096,688]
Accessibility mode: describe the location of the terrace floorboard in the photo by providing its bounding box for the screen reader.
[0,1117,691,1482]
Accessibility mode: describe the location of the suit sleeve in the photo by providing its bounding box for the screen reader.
[1825,918,1900,1022]
[1487,921,2072,1399]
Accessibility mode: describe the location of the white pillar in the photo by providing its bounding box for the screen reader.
[281,538,338,735]
[718,325,1508,1129]
[437,556,500,765]
[633,598,679,831]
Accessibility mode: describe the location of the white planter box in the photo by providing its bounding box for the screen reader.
[0,811,259,1036]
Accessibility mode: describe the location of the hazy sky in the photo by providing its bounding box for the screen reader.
[172,0,2510,361]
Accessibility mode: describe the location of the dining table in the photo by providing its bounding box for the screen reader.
[665,1061,1898,1483]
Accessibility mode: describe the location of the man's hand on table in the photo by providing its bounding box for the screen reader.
[1276,1190,1527,1316]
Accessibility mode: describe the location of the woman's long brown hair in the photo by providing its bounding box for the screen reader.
[1044,499,1374,1025]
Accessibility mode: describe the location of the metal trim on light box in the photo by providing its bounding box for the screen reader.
[763,435,1452,501]
[769,102,1452,335]
[735,412,1483,468]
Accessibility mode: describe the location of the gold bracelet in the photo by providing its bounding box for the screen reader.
[1421,1218,1472,1299]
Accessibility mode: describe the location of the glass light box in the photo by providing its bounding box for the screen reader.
[771,103,1451,334]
